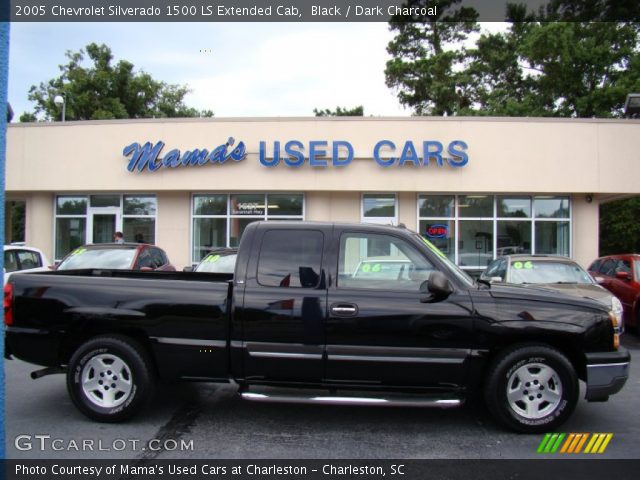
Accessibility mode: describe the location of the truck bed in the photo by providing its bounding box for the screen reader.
[6,269,232,381]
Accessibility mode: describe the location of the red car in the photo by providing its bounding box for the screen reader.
[589,254,640,332]
[56,243,175,271]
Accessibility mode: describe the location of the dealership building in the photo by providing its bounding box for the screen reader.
[5,116,639,274]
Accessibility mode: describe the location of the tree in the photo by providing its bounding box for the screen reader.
[385,1,640,117]
[313,106,364,116]
[599,197,640,255]
[21,43,213,121]
[385,0,479,116]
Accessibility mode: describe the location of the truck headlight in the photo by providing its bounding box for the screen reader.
[611,296,624,334]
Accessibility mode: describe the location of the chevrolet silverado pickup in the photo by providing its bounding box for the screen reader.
[3,221,630,433]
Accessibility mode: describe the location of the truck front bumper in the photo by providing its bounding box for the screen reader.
[585,349,630,401]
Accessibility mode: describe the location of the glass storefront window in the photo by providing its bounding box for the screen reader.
[363,194,396,218]
[498,197,531,218]
[419,220,455,261]
[55,218,86,259]
[535,221,570,256]
[193,218,227,261]
[419,195,571,272]
[497,221,532,256]
[458,220,494,267]
[193,195,226,216]
[267,194,303,216]
[418,195,454,217]
[90,195,121,208]
[231,194,265,216]
[534,197,569,218]
[123,218,155,244]
[55,194,157,259]
[458,195,493,217]
[192,194,304,261]
[124,196,157,216]
[56,196,87,215]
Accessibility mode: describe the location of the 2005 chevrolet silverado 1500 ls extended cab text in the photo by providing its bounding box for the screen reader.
[4,222,630,433]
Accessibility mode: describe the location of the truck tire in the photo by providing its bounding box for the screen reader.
[484,345,578,433]
[66,336,155,422]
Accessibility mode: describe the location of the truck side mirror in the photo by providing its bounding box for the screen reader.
[420,271,453,303]
[183,266,194,272]
[490,276,503,283]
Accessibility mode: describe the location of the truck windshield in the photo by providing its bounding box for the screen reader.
[415,234,474,287]
[195,253,237,274]
[509,261,594,285]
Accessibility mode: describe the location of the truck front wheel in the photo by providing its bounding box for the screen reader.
[484,345,578,433]
[66,336,154,422]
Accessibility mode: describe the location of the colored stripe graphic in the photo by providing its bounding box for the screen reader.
[539,433,613,454]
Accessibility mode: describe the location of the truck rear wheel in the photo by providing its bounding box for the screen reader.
[67,336,154,422]
[484,345,578,433]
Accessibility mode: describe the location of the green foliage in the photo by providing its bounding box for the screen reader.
[21,43,212,121]
[385,1,640,117]
[599,197,640,255]
[385,0,479,116]
[313,106,364,116]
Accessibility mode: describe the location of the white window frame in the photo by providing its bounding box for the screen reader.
[416,193,572,273]
[361,193,398,225]
[190,193,305,265]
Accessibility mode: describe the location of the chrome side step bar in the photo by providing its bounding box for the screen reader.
[241,390,463,408]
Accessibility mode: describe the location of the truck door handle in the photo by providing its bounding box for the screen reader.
[331,304,358,316]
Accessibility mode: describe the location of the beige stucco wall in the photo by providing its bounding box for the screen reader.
[5,117,639,268]
[157,192,191,268]
[6,117,640,195]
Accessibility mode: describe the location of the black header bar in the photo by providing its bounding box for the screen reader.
[5,0,640,22]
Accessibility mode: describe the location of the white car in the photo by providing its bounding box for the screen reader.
[3,244,51,285]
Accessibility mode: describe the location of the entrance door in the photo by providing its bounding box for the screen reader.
[88,208,121,244]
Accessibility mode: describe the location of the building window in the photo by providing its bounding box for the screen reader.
[123,195,157,244]
[418,194,571,274]
[55,196,88,259]
[54,194,157,260]
[192,193,304,263]
[362,193,397,225]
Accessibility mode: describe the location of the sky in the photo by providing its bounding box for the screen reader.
[8,22,413,119]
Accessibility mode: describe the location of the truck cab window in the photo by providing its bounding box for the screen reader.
[338,233,434,290]
[257,230,324,288]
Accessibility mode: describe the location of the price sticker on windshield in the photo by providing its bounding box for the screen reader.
[70,248,87,256]
[206,255,221,263]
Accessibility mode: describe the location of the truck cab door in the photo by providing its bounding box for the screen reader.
[326,230,475,388]
[237,226,328,383]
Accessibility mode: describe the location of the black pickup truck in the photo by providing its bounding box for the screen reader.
[4,221,630,433]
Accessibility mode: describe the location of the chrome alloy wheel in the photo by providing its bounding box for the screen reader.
[506,363,563,419]
[81,354,133,408]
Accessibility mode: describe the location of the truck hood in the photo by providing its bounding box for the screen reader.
[487,283,609,312]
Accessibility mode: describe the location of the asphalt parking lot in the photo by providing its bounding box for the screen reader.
[5,335,639,460]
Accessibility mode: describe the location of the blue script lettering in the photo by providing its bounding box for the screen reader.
[123,137,246,172]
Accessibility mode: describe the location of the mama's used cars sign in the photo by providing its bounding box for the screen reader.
[123,138,468,172]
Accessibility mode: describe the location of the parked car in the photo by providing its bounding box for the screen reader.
[588,254,640,333]
[56,243,175,271]
[3,244,51,285]
[5,222,628,433]
[481,255,624,329]
[184,248,237,274]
